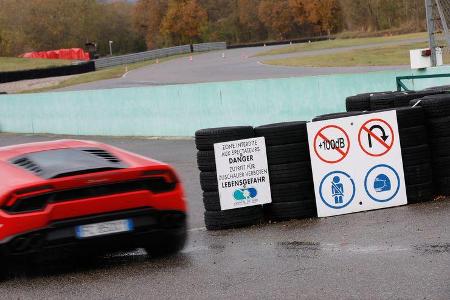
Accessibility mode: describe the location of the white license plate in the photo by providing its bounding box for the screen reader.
[75,219,134,239]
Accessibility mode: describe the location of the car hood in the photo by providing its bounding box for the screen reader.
[0,139,169,192]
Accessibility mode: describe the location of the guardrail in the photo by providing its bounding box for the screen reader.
[94,45,192,69]
[227,36,333,49]
[193,42,227,52]
[0,62,95,84]
[397,73,450,91]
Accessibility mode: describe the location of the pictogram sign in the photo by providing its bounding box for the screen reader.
[313,125,350,164]
[307,111,407,218]
[358,118,394,157]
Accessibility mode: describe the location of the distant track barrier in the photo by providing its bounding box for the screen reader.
[0,62,95,84]
[0,42,228,83]
[93,45,192,69]
[227,35,333,49]
[94,42,227,69]
[193,42,227,52]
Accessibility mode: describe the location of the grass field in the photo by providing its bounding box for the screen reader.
[20,54,191,93]
[263,42,433,67]
[0,57,72,72]
[254,32,428,57]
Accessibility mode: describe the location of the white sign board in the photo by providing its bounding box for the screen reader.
[214,137,272,210]
[307,111,407,217]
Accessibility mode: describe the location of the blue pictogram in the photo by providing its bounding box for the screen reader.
[233,187,257,201]
[364,164,400,202]
[374,174,391,192]
[319,171,355,209]
[331,176,344,204]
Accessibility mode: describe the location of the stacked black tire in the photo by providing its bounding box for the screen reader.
[195,126,264,230]
[392,107,434,203]
[370,91,419,110]
[313,107,434,203]
[254,122,316,221]
[346,90,447,112]
[411,94,450,196]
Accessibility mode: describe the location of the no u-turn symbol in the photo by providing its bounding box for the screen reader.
[358,118,394,157]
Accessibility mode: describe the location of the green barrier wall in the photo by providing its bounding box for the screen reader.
[1,66,450,137]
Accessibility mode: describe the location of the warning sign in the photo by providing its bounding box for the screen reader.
[307,111,407,218]
[313,125,350,164]
[358,118,394,157]
[214,137,272,210]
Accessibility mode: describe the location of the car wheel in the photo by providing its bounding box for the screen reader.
[144,227,187,258]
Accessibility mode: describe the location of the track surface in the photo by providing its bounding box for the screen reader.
[1,134,449,299]
[58,38,426,92]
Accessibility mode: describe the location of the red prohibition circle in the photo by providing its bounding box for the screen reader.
[313,125,350,164]
[358,118,395,157]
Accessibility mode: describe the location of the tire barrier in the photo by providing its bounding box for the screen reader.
[195,126,263,230]
[254,122,316,221]
[0,62,95,84]
[424,85,450,92]
[196,123,315,230]
[196,85,450,230]
[346,90,449,112]
[410,93,450,195]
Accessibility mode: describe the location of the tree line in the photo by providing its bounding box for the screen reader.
[0,0,426,57]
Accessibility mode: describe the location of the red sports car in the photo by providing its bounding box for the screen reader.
[0,140,187,260]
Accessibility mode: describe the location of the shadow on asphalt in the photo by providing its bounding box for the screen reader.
[1,249,191,281]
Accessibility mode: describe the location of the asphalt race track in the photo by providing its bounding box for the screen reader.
[1,134,449,299]
[58,37,426,92]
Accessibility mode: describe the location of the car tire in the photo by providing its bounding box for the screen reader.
[370,92,396,110]
[399,126,427,148]
[254,121,308,146]
[404,164,433,186]
[204,206,263,230]
[401,145,431,167]
[144,226,187,258]
[270,181,315,203]
[406,181,434,203]
[374,106,424,128]
[427,116,450,138]
[195,126,254,151]
[203,191,221,211]
[197,150,216,172]
[432,156,450,177]
[431,137,450,157]
[346,93,371,111]
[410,94,450,118]
[266,143,309,165]
[199,171,218,192]
[265,201,316,221]
[312,111,367,122]
[268,162,312,184]
[435,177,450,195]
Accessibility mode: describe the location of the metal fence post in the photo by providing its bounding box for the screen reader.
[426,0,437,66]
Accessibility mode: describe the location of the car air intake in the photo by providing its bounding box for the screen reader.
[9,148,126,179]
[11,157,43,176]
[82,149,121,163]
[4,178,176,214]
